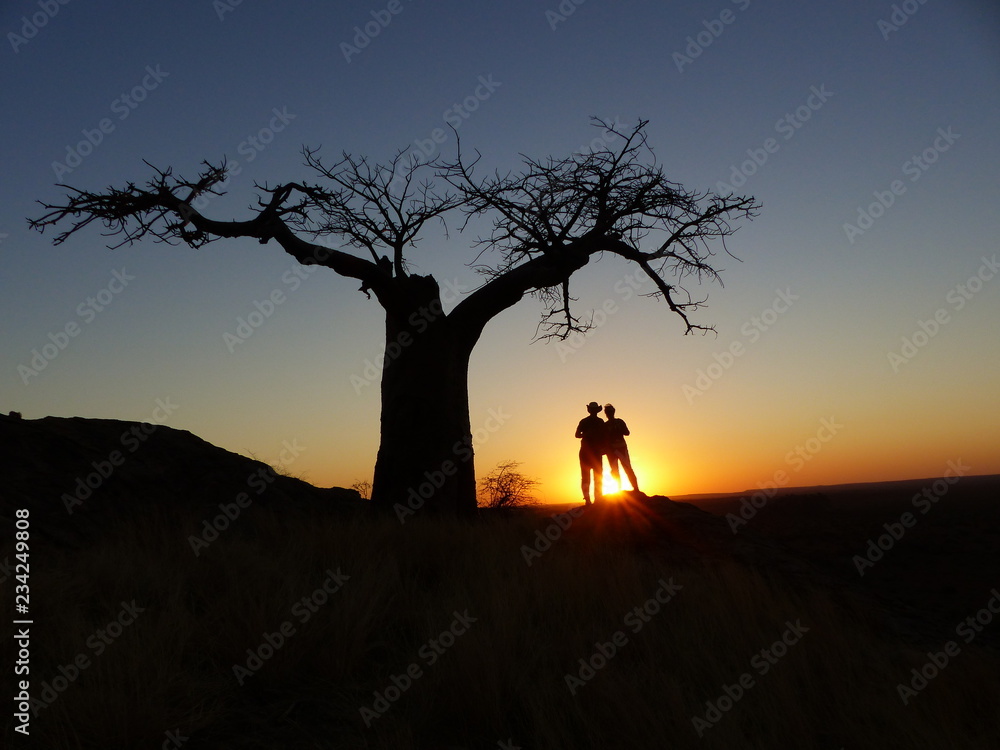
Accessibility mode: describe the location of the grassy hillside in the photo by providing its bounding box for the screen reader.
[6,499,1000,749]
[3,415,998,748]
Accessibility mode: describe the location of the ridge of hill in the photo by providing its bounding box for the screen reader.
[0,412,360,545]
[3,412,997,649]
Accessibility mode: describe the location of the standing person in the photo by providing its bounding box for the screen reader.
[603,404,639,493]
[575,401,607,505]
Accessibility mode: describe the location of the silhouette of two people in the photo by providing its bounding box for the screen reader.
[575,401,639,505]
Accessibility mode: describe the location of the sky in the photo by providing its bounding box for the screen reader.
[2,0,998,504]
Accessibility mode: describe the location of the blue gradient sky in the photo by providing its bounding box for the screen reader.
[2,0,998,502]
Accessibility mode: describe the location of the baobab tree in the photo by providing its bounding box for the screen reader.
[29,119,759,515]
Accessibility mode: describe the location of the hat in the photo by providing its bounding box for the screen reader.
[586,402,601,411]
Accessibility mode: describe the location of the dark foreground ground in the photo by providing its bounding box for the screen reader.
[679,475,1000,648]
[1,414,998,748]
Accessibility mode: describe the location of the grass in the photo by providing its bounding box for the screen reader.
[5,500,1000,749]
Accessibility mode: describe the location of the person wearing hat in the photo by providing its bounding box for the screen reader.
[603,403,639,493]
[575,401,608,505]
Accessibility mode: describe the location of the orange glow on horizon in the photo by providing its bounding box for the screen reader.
[299,390,1000,506]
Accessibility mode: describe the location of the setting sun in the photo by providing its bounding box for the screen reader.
[603,473,620,494]
[602,470,631,494]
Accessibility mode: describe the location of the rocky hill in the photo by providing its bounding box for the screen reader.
[0,412,360,546]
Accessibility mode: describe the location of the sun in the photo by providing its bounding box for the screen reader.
[601,469,633,495]
[560,461,644,504]
[603,473,620,494]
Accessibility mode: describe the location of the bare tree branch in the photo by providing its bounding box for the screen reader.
[28,153,463,304]
[442,118,761,338]
[296,147,464,278]
[30,119,759,339]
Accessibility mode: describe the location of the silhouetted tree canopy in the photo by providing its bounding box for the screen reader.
[30,118,760,514]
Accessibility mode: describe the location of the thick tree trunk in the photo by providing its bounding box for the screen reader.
[367,249,594,516]
[369,275,479,517]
